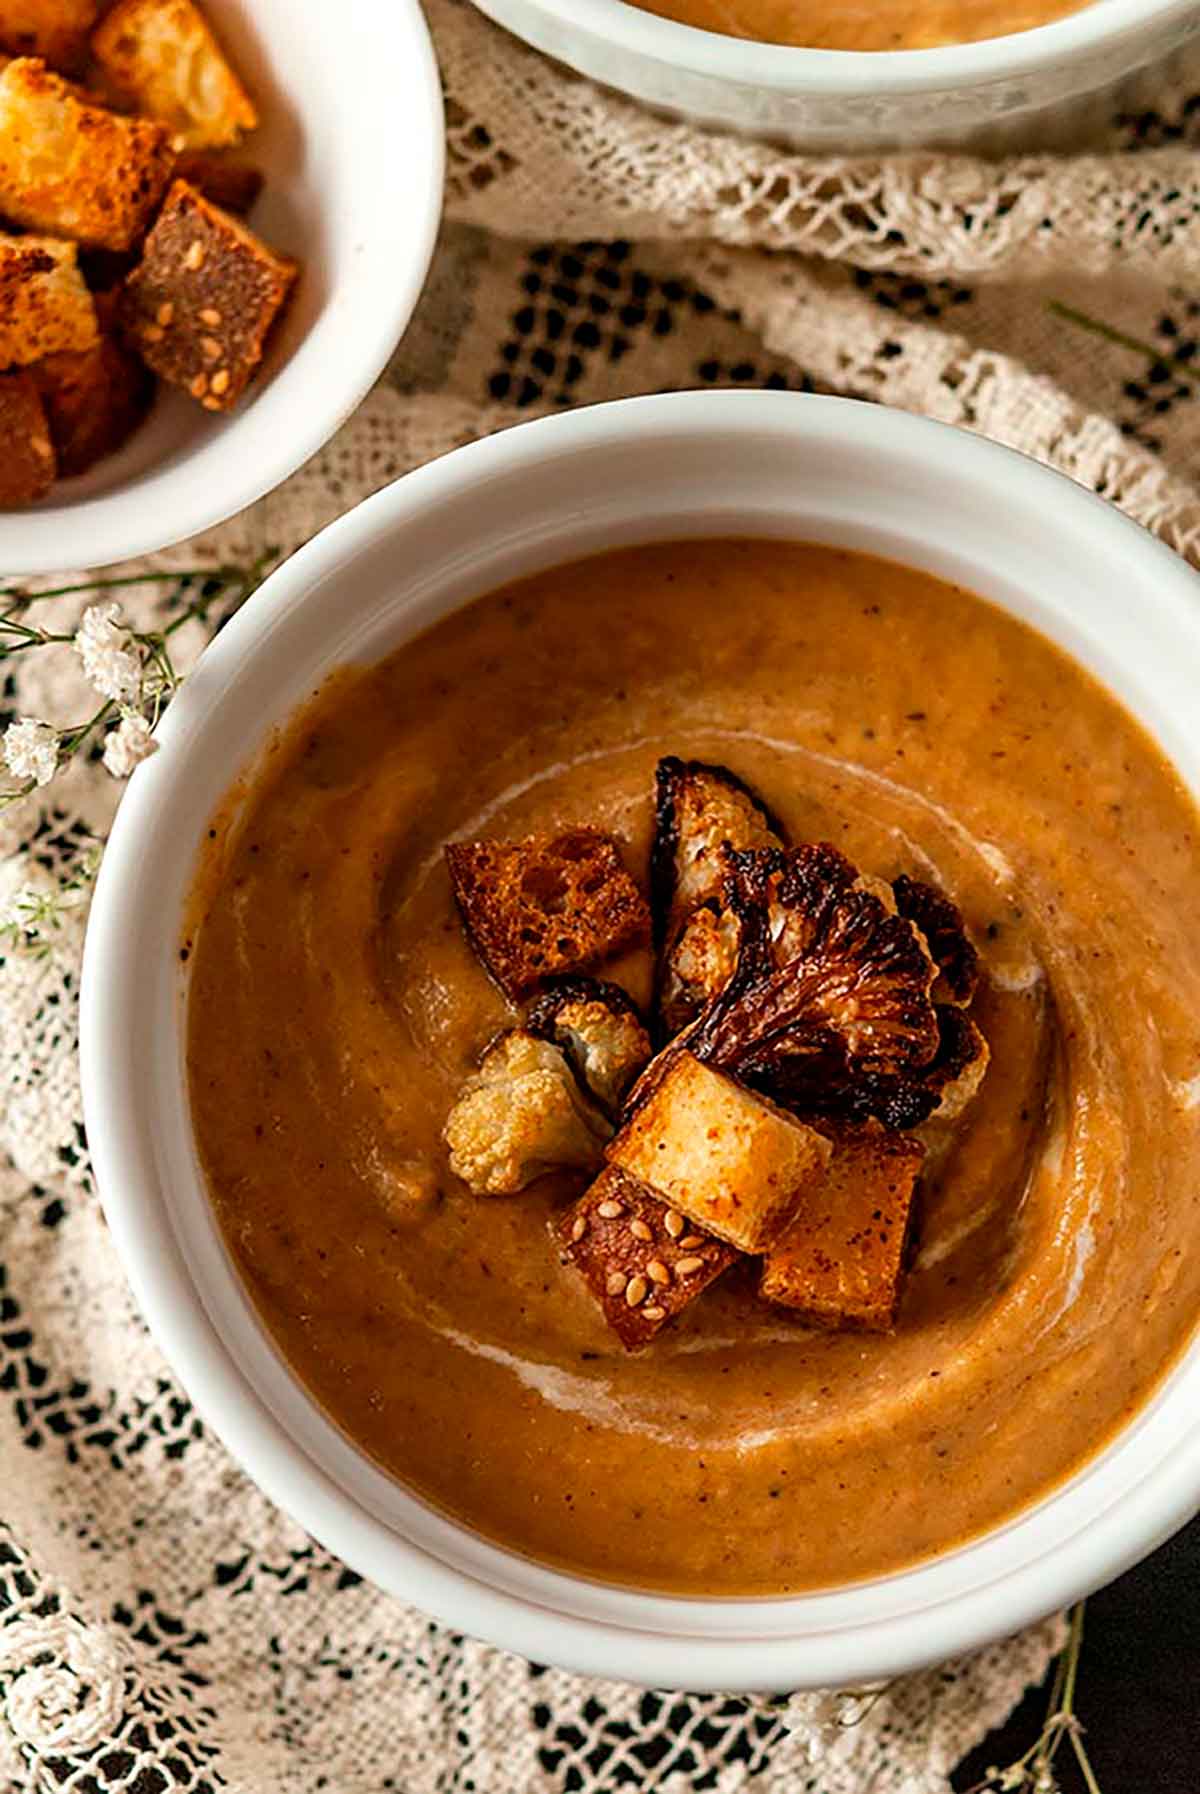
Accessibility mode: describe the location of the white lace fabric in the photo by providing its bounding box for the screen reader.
[4,2,1200,1787]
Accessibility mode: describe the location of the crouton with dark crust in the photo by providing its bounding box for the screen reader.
[33,290,152,475]
[123,179,295,410]
[0,58,173,249]
[93,0,258,150]
[606,1048,832,1253]
[527,976,650,1115]
[0,367,55,503]
[760,1123,924,1332]
[0,233,97,366]
[893,873,980,1006]
[446,826,650,1002]
[0,0,97,70]
[555,1165,738,1349]
[443,1030,611,1196]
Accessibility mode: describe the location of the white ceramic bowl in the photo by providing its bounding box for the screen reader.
[81,391,1200,1691]
[0,0,443,576]
[468,0,1200,147]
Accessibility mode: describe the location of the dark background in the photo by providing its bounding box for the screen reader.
[954,1517,1199,1793]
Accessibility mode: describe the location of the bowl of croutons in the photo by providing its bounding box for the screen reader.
[81,390,1200,1691]
[0,0,444,571]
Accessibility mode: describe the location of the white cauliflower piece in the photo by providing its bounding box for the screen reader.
[444,1031,611,1196]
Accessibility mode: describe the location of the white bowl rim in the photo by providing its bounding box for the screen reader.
[519,0,1196,92]
[0,0,444,577]
[80,390,1200,1690]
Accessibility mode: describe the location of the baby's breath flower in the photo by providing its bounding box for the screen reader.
[2,717,58,787]
[74,603,144,705]
[102,712,157,779]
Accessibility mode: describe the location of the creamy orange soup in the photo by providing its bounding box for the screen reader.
[186,541,1200,1596]
[625,0,1088,50]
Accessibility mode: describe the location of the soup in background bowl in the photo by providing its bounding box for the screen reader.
[80,392,1200,1690]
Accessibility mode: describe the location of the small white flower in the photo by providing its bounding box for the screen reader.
[102,712,157,779]
[2,718,58,788]
[74,603,143,704]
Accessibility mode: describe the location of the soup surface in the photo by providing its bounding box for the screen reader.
[625,0,1088,49]
[187,540,1200,1596]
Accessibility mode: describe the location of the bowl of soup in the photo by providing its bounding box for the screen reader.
[80,390,1200,1689]
[465,0,1200,148]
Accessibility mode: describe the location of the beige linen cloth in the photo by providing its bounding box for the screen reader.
[4,2,1200,1786]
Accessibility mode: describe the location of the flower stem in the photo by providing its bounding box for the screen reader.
[1047,299,1197,384]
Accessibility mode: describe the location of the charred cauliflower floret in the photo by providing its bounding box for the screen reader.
[695,845,940,1087]
[444,1030,611,1196]
[650,757,783,1033]
[923,1005,990,1121]
[658,904,741,1037]
[651,757,784,942]
[893,874,980,1006]
[527,976,651,1114]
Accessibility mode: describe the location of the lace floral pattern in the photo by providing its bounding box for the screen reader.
[3,3,1200,1787]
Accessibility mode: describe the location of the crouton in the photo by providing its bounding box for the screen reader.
[696,845,939,1085]
[0,366,55,503]
[0,58,172,249]
[760,1125,924,1332]
[0,0,97,70]
[527,976,650,1115]
[446,826,651,1002]
[554,1165,738,1349]
[32,290,152,475]
[0,232,97,366]
[122,179,295,410]
[605,1049,831,1253]
[173,149,261,215]
[893,874,979,1005]
[443,1030,611,1197]
[93,0,257,150]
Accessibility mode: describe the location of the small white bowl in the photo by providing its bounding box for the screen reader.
[0,0,443,576]
[81,391,1200,1691]
[467,0,1200,146]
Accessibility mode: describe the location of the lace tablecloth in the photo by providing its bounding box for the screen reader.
[4,2,1200,1787]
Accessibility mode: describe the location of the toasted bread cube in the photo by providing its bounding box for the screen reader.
[173,149,261,215]
[760,1125,923,1332]
[92,0,257,150]
[32,291,152,476]
[0,366,55,503]
[0,0,97,69]
[555,1165,738,1350]
[0,58,173,249]
[606,1050,831,1253]
[0,232,98,365]
[446,827,651,1002]
[122,179,295,410]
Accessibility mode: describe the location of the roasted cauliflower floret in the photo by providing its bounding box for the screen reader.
[650,757,783,1032]
[444,1031,611,1196]
[923,1005,990,1121]
[695,845,940,1085]
[893,873,979,1006]
[657,904,740,1037]
[527,976,651,1115]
